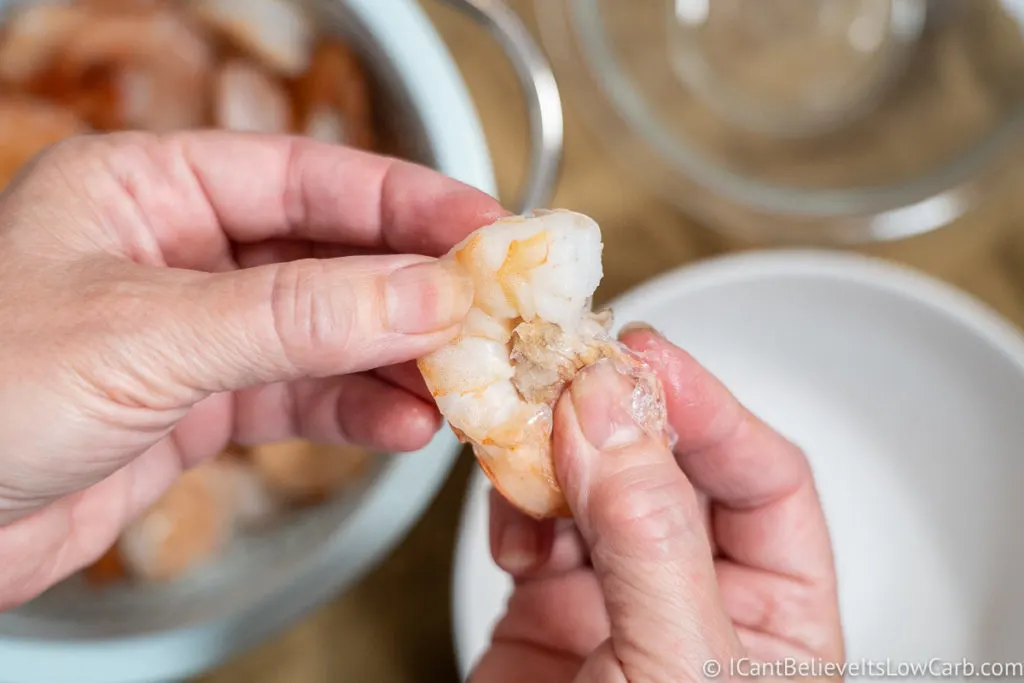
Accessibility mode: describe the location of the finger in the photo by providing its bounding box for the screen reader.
[619,325,843,660]
[695,487,717,557]
[43,132,506,269]
[476,537,607,681]
[373,361,433,402]
[470,640,582,683]
[619,325,836,584]
[233,239,378,268]
[552,360,741,681]
[166,392,234,469]
[489,488,554,576]
[129,252,473,396]
[491,568,608,658]
[230,372,440,452]
[488,488,589,579]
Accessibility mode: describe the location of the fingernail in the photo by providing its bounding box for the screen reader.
[619,321,663,338]
[496,520,540,575]
[570,360,644,450]
[386,260,474,334]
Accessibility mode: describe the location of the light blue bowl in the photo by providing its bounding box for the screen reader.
[0,0,496,681]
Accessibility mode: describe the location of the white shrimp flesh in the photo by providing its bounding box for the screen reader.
[417,209,673,519]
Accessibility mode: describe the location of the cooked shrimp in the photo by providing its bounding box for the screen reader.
[80,0,172,11]
[118,456,279,581]
[189,0,312,77]
[82,543,128,588]
[248,440,371,505]
[293,39,375,149]
[0,96,88,189]
[417,210,673,519]
[0,3,89,84]
[214,58,292,133]
[50,8,214,131]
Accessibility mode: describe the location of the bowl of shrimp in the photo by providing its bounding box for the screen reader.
[0,0,563,681]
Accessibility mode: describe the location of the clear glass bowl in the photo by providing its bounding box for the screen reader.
[534,0,1024,244]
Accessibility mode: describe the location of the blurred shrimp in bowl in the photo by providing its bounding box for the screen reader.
[0,0,564,681]
[0,0,378,183]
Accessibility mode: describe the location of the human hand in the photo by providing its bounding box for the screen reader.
[472,326,844,683]
[0,131,503,608]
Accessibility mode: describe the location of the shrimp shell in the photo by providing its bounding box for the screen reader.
[417,210,673,519]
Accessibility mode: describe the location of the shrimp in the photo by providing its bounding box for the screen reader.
[0,3,90,84]
[117,456,279,581]
[82,543,128,588]
[293,39,375,149]
[248,440,371,505]
[47,7,215,132]
[188,0,313,77]
[0,96,88,189]
[417,210,673,519]
[80,0,172,10]
[213,58,292,133]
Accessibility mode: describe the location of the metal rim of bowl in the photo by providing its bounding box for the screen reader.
[536,0,1024,245]
[0,0,518,680]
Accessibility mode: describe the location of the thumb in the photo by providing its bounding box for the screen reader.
[143,253,473,395]
[552,360,740,682]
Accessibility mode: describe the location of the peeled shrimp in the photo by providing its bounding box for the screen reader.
[117,456,279,581]
[80,0,171,10]
[189,0,312,77]
[82,543,127,587]
[214,58,292,133]
[293,39,375,149]
[248,440,371,505]
[0,3,89,84]
[0,96,88,189]
[51,8,214,131]
[417,210,673,519]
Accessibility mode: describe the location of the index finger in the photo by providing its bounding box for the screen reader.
[36,131,506,266]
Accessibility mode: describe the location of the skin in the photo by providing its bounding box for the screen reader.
[0,130,499,606]
[473,329,845,683]
[0,131,844,683]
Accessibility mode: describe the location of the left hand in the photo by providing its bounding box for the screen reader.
[0,131,503,608]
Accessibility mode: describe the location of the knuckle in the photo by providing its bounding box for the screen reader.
[267,259,357,370]
[40,132,161,183]
[37,135,93,167]
[588,462,701,561]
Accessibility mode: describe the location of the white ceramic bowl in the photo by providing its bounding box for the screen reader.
[453,249,1024,680]
[0,0,550,681]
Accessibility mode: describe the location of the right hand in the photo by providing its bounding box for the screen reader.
[473,325,845,683]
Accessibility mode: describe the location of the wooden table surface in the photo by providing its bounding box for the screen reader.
[200,1,1024,681]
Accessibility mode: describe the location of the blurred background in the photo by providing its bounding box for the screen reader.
[0,0,1023,681]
